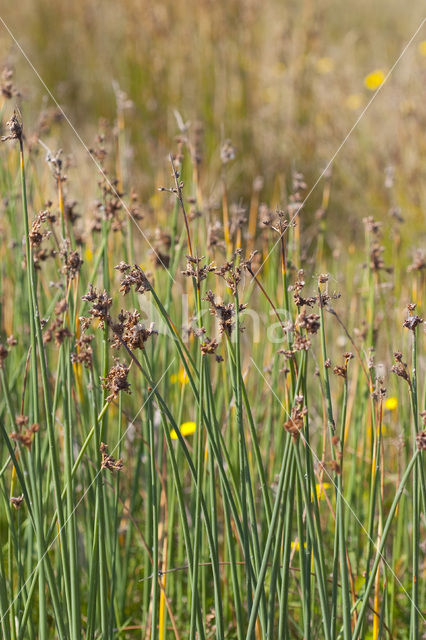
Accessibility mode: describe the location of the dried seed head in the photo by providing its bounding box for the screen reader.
[292,332,311,352]
[10,495,24,509]
[111,310,157,351]
[15,415,29,428]
[29,210,51,247]
[296,310,320,334]
[289,271,317,307]
[391,352,411,386]
[416,431,426,451]
[62,250,83,280]
[102,360,131,402]
[333,365,347,378]
[10,423,39,451]
[204,290,246,336]
[284,399,307,440]
[1,111,23,143]
[100,442,123,472]
[82,285,112,328]
[115,263,151,295]
[215,253,246,295]
[403,315,423,331]
[200,337,220,357]
[71,333,94,369]
[182,256,216,285]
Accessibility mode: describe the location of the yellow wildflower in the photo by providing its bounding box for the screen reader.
[170,368,189,385]
[85,247,93,263]
[312,482,331,501]
[364,69,386,91]
[316,57,334,74]
[170,421,196,440]
[291,540,307,552]
[384,397,398,411]
[418,41,426,56]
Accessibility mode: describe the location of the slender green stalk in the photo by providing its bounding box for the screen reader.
[351,450,420,639]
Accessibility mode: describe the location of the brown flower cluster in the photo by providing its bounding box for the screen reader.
[43,299,72,346]
[29,210,52,247]
[115,263,151,295]
[182,255,216,285]
[200,337,223,362]
[215,257,242,295]
[296,309,320,334]
[391,352,411,387]
[1,111,23,143]
[62,249,83,280]
[82,285,113,328]
[204,290,246,336]
[416,431,426,451]
[100,442,123,472]
[262,208,294,237]
[71,333,94,369]
[283,395,307,440]
[10,422,39,451]
[292,332,311,352]
[111,310,157,351]
[333,352,354,379]
[102,360,131,402]
[10,495,24,510]
[403,306,423,331]
[289,270,316,308]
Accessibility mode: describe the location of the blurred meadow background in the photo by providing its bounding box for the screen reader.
[1,0,426,226]
[0,1,425,639]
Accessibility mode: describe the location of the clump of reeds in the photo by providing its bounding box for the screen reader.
[0,83,424,640]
